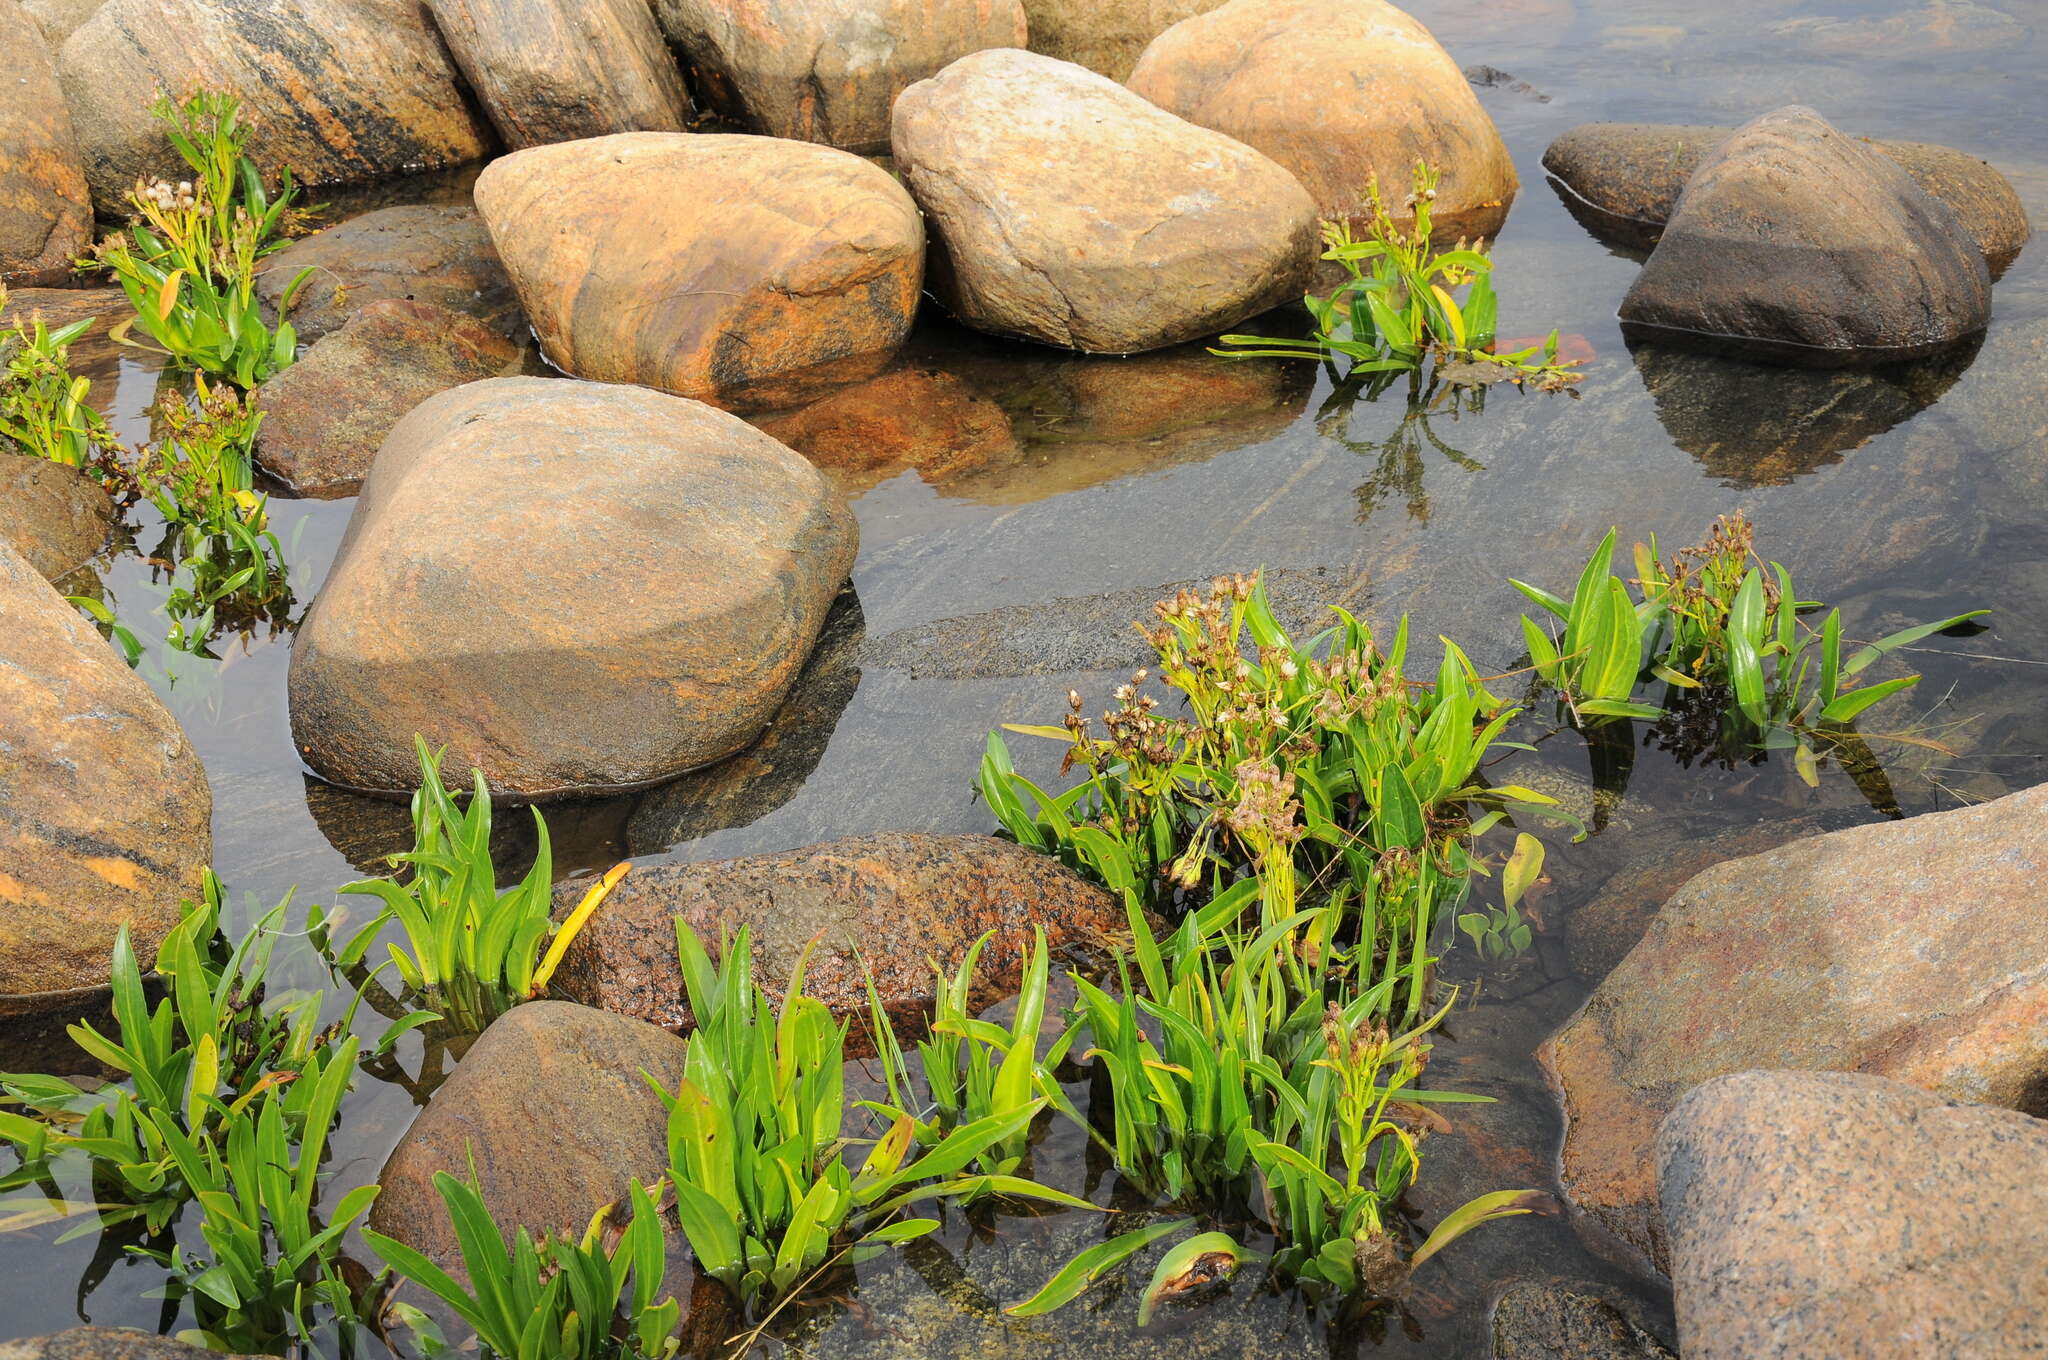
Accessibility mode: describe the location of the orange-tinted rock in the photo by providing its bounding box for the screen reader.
[753,367,1019,493]
[0,537,211,1015]
[288,377,858,799]
[1019,0,1228,79]
[658,0,1025,153]
[0,459,112,581]
[892,48,1315,353]
[1128,0,1518,246]
[0,4,92,286]
[256,204,521,345]
[474,133,923,409]
[428,0,692,149]
[58,0,493,212]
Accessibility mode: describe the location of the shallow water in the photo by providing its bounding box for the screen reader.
[6,0,2048,1352]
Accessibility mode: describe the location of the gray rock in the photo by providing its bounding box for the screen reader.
[19,0,105,47]
[1491,1283,1675,1360]
[1659,1071,2048,1358]
[0,459,112,580]
[1619,106,1991,367]
[259,204,522,345]
[0,1328,246,1360]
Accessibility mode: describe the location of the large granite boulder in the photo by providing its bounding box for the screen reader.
[428,0,692,149]
[0,3,92,286]
[0,538,211,1014]
[891,48,1315,352]
[474,132,923,410]
[58,0,493,211]
[288,377,857,799]
[549,833,1126,1038]
[658,0,1025,153]
[1618,107,1991,367]
[1544,783,2048,1266]
[1020,0,1228,79]
[0,1330,241,1360]
[1660,1071,2048,1357]
[257,204,521,345]
[19,0,103,46]
[253,299,524,497]
[1543,121,2031,269]
[0,459,112,581]
[1128,0,1518,246]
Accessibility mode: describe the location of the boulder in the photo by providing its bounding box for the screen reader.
[474,132,923,409]
[20,0,101,45]
[0,1330,243,1360]
[1490,1283,1676,1360]
[1128,0,1519,246]
[1659,1071,2048,1357]
[1617,107,1991,367]
[1020,0,1229,79]
[1543,121,2032,269]
[0,459,112,581]
[0,2,93,286]
[428,0,692,149]
[288,376,857,799]
[548,832,1126,1037]
[753,367,1020,495]
[0,537,211,1015]
[658,0,1025,153]
[891,48,1316,353]
[1544,783,2048,1266]
[257,204,522,345]
[58,0,493,212]
[253,299,524,497]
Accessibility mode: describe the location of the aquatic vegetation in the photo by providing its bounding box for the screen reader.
[89,90,313,388]
[314,737,626,1033]
[1217,162,1582,392]
[0,287,125,486]
[367,1171,681,1360]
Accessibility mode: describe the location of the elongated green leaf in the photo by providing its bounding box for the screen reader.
[1004,1218,1194,1317]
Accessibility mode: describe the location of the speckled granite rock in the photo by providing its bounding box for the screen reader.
[0,2,92,286]
[1490,1283,1675,1360]
[257,204,522,345]
[19,0,103,46]
[1659,1071,2048,1358]
[1544,782,2048,1267]
[0,459,111,580]
[549,833,1126,1038]
[0,1328,246,1360]
[1019,0,1227,79]
[288,376,857,799]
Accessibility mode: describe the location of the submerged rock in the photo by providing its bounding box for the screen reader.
[1490,1283,1676,1360]
[0,538,211,1014]
[1543,121,2032,269]
[428,0,692,149]
[288,376,857,799]
[474,133,923,409]
[549,833,1125,1037]
[0,1330,239,1360]
[1020,0,1229,79]
[1544,782,2048,1266]
[1659,1071,2048,1357]
[1618,107,1992,367]
[891,48,1315,353]
[0,3,92,287]
[58,0,493,211]
[659,0,1025,153]
[0,460,111,581]
[258,204,522,345]
[253,299,525,497]
[754,367,1021,495]
[1128,0,1518,247]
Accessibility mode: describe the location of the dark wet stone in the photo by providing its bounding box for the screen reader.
[1490,1283,1675,1360]
[753,368,1021,496]
[259,204,522,346]
[1464,64,1549,103]
[0,459,112,580]
[0,1328,246,1359]
[1619,107,1991,367]
[1659,1071,2048,1358]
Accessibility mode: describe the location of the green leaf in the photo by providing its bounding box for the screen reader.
[1819,676,1920,724]
[1138,1231,1246,1325]
[1004,1218,1194,1316]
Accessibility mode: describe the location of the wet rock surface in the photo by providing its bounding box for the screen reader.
[475,132,923,409]
[57,0,493,211]
[0,538,211,1014]
[1618,107,1992,367]
[0,2,92,287]
[891,48,1315,353]
[0,1330,244,1360]
[428,0,692,149]
[659,0,1025,153]
[549,833,1126,1038]
[290,377,857,800]
[1659,1071,2048,1358]
[1128,0,1518,247]
[754,366,1020,495]
[0,460,112,582]
[253,298,525,497]
[1544,782,2048,1266]
[258,204,521,345]
[1019,0,1228,79]
[1490,1283,1676,1360]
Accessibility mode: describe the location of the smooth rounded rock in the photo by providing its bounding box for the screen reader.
[1618,107,1991,367]
[58,0,493,211]
[0,459,112,581]
[1020,0,1229,79]
[288,376,858,799]
[0,1329,245,1360]
[428,0,692,149]
[891,48,1316,353]
[1128,0,1519,246]
[257,204,522,345]
[1659,1071,2048,1358]
[474,133,924,409]
[658,0,1025,153]
[0,3,92,286]
[0,537,211,1014]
